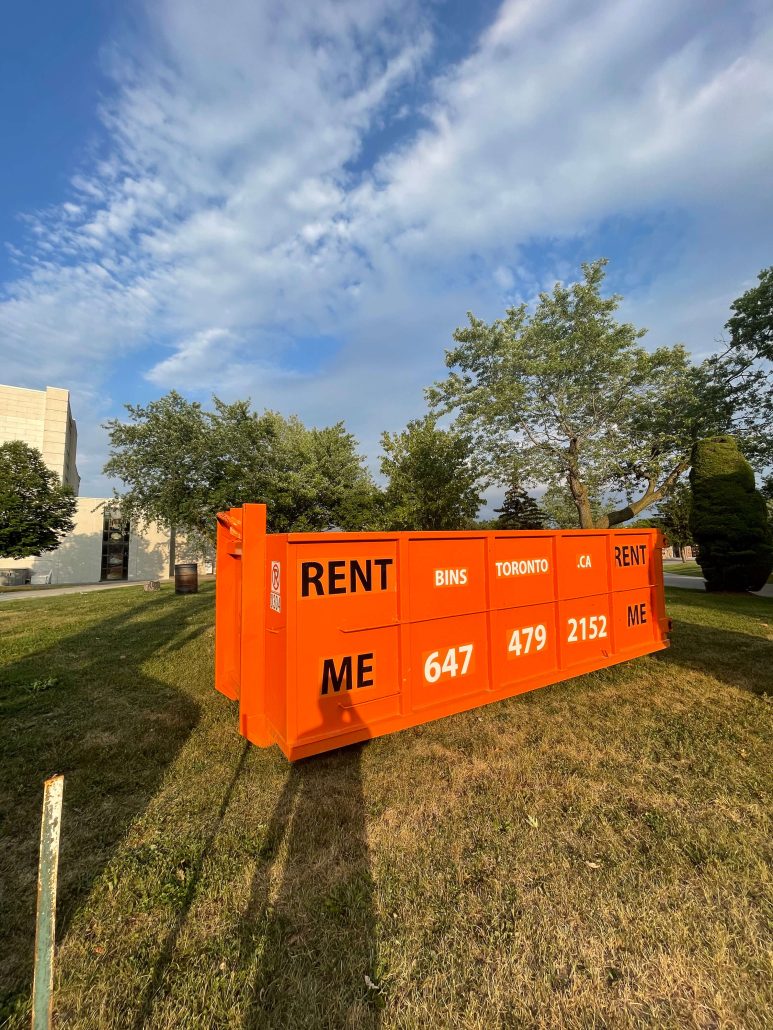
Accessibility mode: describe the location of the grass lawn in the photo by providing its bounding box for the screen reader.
[664,561,707,578]
[1,583,772,1028]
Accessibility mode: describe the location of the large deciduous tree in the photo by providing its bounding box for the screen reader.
[540,482,603,530]
[428,259,771,528]
[104,392,379,540]
[726,265,773,361]
[103,392,213,541]
[379,416,483,530]
[0,442,76,558]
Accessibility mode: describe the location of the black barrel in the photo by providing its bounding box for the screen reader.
[174,562,198,595]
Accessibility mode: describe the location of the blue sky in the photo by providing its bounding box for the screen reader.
[1,0,772,496]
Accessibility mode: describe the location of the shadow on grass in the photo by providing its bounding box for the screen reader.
[0,589,207,1020]
[657,596,773,696]
[134,740,381,1029]
[665,586,773,620]
[131,739,251,1030]
[238,746,380,1029]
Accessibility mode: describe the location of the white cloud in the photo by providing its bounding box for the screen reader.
[1,0,772,490]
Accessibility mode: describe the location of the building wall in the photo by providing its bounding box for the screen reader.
[0,383,80,492]
[0,499,175,585]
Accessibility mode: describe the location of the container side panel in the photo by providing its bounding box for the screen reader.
[490,535,556,608]
[294,540,398,628]
[409,612,489,712]
[406,537,486,621]
[609,533,657,591]
[612,587,659,654]
[557,593,613,669]
[291,539,401,750]
[490,600,559,692]
[556,534,610,599]
[295,624,402,741]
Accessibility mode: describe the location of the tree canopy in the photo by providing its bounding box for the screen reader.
[650,480,693,556]
[0,442,76,559]
[379,416,483,530]
[428,259,771,528]
[726,265,773,361]
[104,392,378,539]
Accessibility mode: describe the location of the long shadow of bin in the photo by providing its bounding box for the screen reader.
[239,702,381,1029]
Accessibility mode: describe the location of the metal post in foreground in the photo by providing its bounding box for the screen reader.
[32,775,64,1030]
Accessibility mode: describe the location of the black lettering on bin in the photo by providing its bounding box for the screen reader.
[627,603,648,627]
[615,544,648,568]
[328,560,347,594]
[373,557,392,590]
[357,652,374,688]
[350,559,372,593]
[321,656,353,694]
[301,562,324,597]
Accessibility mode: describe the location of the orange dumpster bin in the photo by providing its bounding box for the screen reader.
[215,504,670,761]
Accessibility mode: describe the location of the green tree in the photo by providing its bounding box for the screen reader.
[494,483,545,529]
[103,392,214,554]
[0,442,76,558]
[207,400,379,532]
[540,483,603,529]
[689,436,773,592]
[726,266,773,361]
[700,266,773,469]
[761,474,773,523]
[104,392,379,539]
[380,416,483,530]
[652,480,693,559]
[428,259,771,528]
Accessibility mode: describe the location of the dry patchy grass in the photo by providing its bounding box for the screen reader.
[1,584,771,1028]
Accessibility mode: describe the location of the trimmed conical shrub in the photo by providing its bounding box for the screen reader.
[689,436,773,592]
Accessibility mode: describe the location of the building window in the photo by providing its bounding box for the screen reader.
[101,512,130,581]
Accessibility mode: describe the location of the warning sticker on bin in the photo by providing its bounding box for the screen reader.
[270,561,281,612]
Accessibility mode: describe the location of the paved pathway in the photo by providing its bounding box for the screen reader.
[664,572,773,598]
[0,580,150,603]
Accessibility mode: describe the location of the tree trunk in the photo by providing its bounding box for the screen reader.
[568,475,595,529]
[168,525,176,579]
[598,459,690,529]
[567,439,596,528]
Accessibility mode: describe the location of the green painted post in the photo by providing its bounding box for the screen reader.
[32,775,64,1030]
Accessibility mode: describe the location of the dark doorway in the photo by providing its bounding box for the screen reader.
[101,511,130,580]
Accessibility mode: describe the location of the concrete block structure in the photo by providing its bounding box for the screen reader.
[1,498,175,585]
[0,384,80,492]
[0,382,209,585]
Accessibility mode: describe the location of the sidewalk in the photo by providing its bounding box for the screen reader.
[0,580,151,603]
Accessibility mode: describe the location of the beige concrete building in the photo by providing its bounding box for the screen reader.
[1,499,175,585]
[1,381,207,585]
[0,384,80,492]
